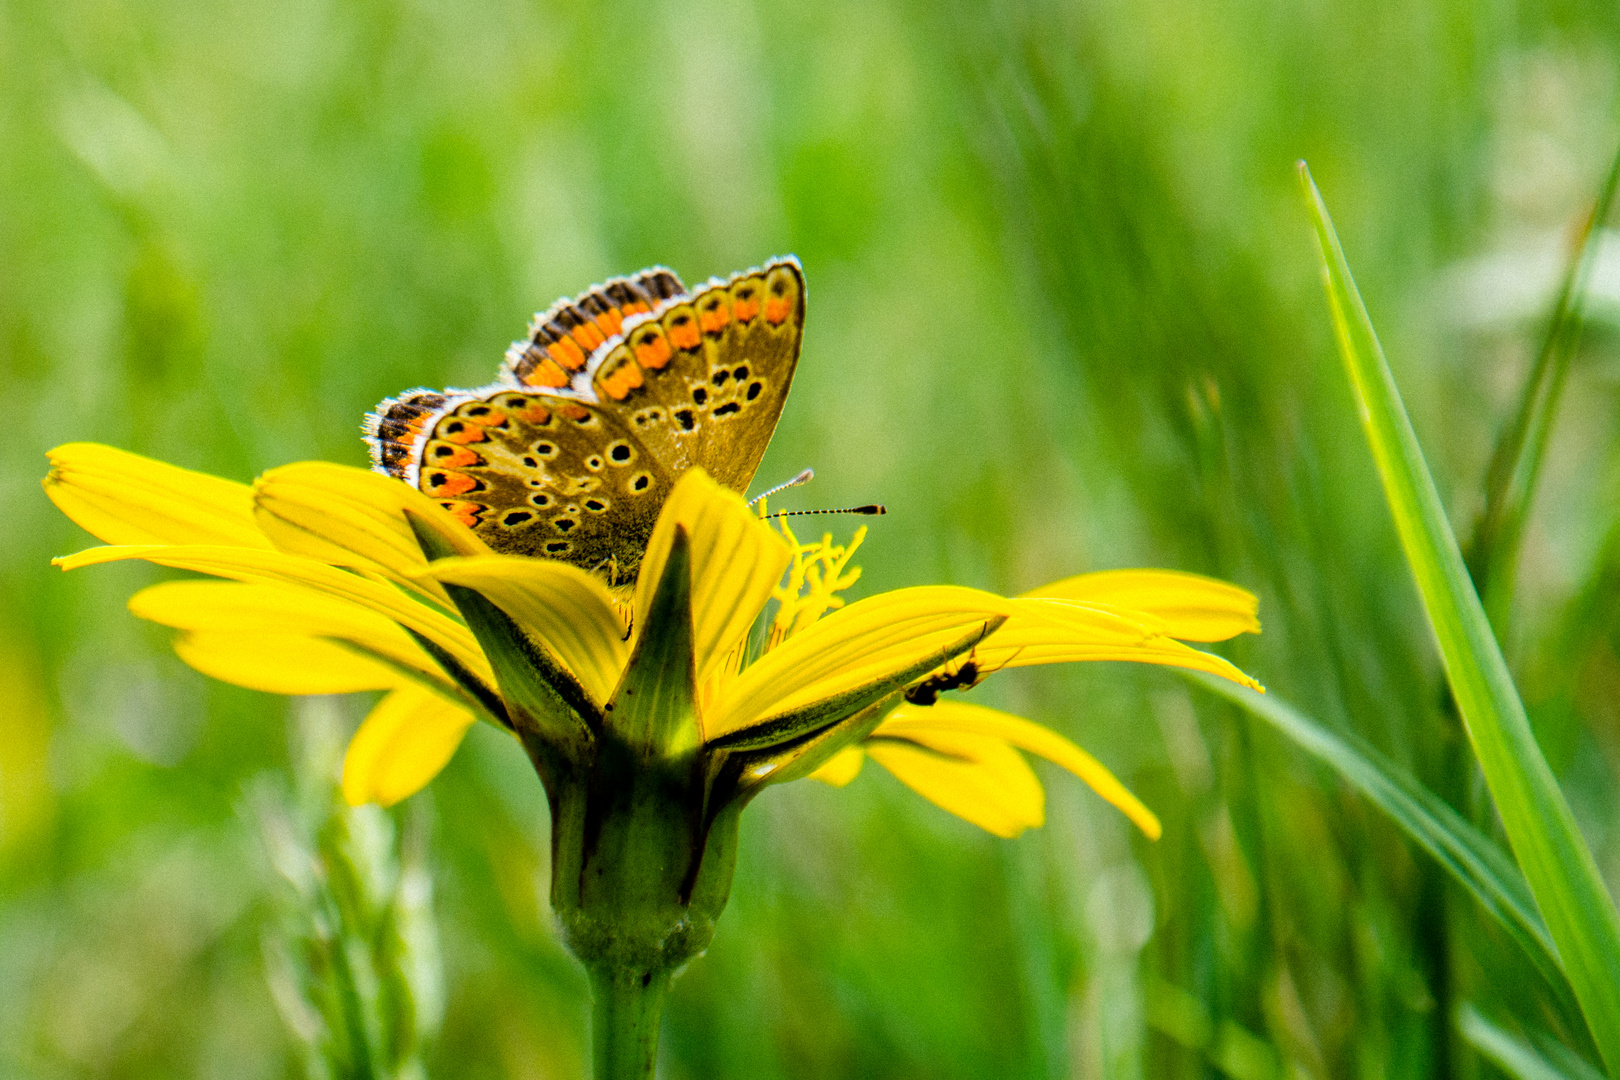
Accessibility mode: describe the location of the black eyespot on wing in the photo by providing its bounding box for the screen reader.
[747,381,763,400]
[630,473,652,493]
[584,498,608,512]
[711,369,729,387]
[502,511,534,527]
[734,365,748,380]
[609,443,632,462]
[692,387,708,405]
[714,402,741,417]
[530,492,553,507]
[522,455,538,467]
[535,442,557,457]
[674,409,696,431]
[555,518,577,533]
[545,541,572,555]
[586,455,604,471]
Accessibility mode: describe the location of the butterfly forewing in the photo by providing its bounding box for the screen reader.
[502,268,687,394]
[366,257,804,585]
[420,393,676,583]
[589,259,804,492]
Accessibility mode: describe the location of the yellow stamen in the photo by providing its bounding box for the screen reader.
[765,514,866,649]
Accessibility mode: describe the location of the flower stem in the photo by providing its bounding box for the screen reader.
[589,964,671,1080]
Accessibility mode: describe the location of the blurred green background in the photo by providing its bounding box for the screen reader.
[5,0,1620,1076]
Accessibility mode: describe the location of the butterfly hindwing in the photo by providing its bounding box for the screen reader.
[415,391,674,583]
[589,258,804,492]
[366,390,453,481]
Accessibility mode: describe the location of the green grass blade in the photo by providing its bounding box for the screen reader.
[1471,139,1620,629]
[1458,1003,1604,1080]
[1186,673,1563,991]
[1300,161,1620,1074]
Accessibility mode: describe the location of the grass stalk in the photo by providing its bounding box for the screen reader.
[1300,161,1620,1075]
[1469,139,1620,630]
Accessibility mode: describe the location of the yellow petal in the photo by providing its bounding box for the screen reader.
[970,599,1265,693]
[129,580,451,690]
[424,555,628,705]
[865,727,1045,838]
[708,586,1011,739]
[59,544,493,687]
[342,685,476,807]
[43,443,272,548]
[173,631,404,695]
[808,746,866,787]
[633,469,791,682]
[1024,569,1260,641]
[881,701,1162,839]
[253,461,492,605]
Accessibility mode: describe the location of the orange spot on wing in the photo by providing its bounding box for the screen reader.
[557,403,591,422]
[731,288,761,322]
[439,422,488,445]
[550,337,587,371]
[764,297,791,324]
[571,323,606,351]
[524,358,570,388]
[698,297,731,335]
[634,331,673,370]
[512,403,552,424]
[595,309,625,337]
[667,315,701,351]
[424,471,479,497]
[597,361,644,401]
[428,443,483,468]
[464,408,508,427]
[438,500,484,528]
[623,301,650,317]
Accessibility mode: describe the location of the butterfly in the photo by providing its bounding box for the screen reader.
[365,257,805,586]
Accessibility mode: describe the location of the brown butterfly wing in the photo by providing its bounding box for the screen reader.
[411,391,675,585]
[589,258,804,493]
[502,269,686,393]
[365,258,804,584]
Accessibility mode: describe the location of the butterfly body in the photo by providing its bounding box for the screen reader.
[366,257,804,584]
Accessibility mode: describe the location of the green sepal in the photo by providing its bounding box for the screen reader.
[402,507,472,564]
[401,625,512,731]
[705,617,1006,754]
[405,508,596,749]
[604,526,702,759]
[549,730,736,979]
[731,693,901,797]
[439,583,597,751]
[322,635,494,724]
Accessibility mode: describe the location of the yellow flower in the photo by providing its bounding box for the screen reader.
[46,438,1266,1054]
[44,442,1262,837]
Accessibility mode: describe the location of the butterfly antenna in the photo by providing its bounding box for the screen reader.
[763,504,887,519]
[748,468,815,507]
